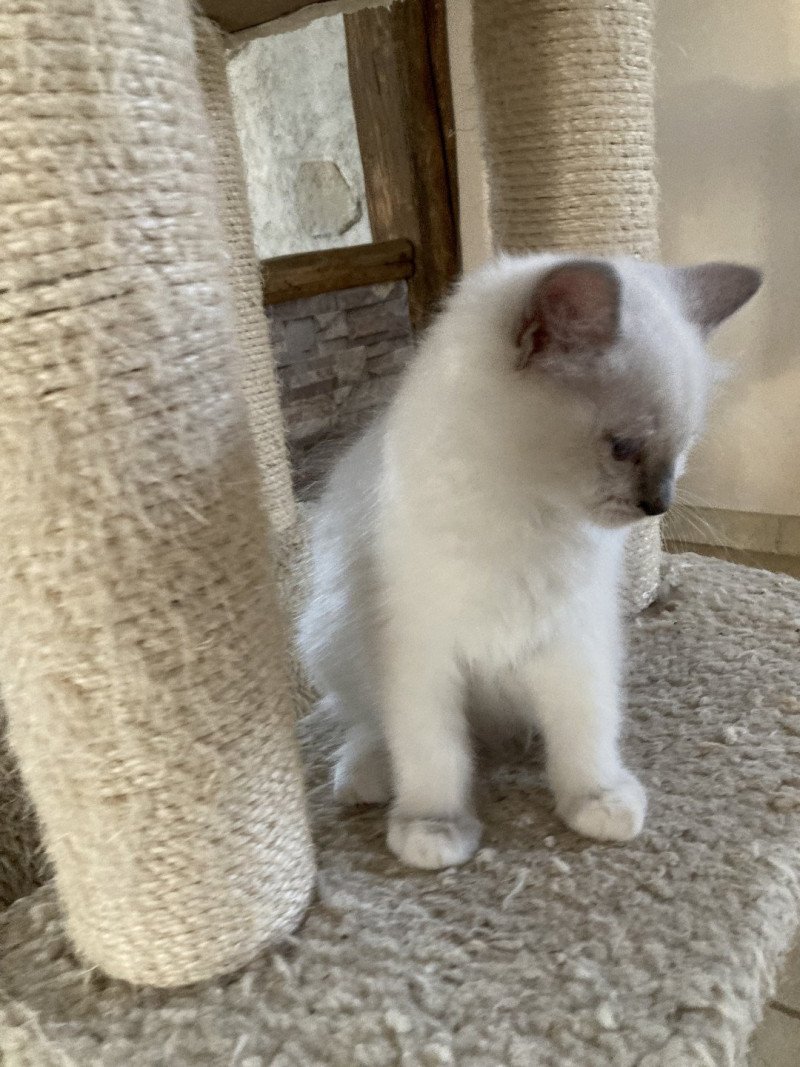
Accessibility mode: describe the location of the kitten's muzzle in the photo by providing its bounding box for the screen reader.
[637,468,675,517]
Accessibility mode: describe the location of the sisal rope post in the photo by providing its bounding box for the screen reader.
[0,0,314,985]
[195,15,314,708]
[194,19,297,550]
[0,697,48,910]
[471,0,662,611]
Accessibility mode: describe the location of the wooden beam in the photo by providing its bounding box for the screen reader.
[200,1,336,34]
[261,238,414,305]
[424,0,460,247]
[344,0,460,328]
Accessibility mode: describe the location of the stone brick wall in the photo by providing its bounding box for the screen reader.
[228,17,371,258]
[268,280,414,494]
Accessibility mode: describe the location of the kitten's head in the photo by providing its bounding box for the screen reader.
[450,254,761,528]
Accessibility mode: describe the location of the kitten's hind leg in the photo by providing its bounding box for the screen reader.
[332,719,392,807]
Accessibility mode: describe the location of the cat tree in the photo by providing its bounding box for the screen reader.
[0,0,314,985]
[1,1,798,1063]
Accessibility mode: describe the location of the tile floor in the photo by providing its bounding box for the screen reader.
[666,544,800,1063]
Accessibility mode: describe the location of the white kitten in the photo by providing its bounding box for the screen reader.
[298,254,761,870]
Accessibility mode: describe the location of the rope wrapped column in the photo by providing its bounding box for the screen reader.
[0,0,314,985]
[471,0,661,611]
[195,16,314,707]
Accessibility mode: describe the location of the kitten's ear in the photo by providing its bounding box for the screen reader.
[516,261,620,370]
[673,262,762,334]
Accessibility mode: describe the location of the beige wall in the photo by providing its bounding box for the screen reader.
[450,0,800,520]
[656,0,800,518]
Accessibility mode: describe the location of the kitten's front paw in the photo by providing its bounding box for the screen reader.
[387,812,482,869]
[558,774,646,842]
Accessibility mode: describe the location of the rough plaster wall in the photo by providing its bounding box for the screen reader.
[227,16,372,258]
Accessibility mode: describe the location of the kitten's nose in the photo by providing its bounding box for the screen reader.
[638,496,669,517]
[638,472,674,517]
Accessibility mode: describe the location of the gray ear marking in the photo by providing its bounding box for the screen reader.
[517,260,620,369]
[675,262,762,334]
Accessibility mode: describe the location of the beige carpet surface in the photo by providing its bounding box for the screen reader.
[2,554,800,1066]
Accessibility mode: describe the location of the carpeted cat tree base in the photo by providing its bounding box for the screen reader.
[3,553,799,1066]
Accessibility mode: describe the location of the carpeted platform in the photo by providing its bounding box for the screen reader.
[2,554,799,1066]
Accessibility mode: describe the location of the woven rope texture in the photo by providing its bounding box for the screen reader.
[0,0,314,985]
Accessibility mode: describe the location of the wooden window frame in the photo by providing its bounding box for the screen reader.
[203,0,460,328]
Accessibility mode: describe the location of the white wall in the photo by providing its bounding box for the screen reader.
[655,0,800,517]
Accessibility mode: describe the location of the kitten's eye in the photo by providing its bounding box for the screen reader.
[609,436,643,463]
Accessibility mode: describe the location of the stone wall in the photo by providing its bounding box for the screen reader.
[268,281,414,494]
[228,15,411,495]
[228,17,372,259]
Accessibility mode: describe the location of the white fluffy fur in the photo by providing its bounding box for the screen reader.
[299,253,760,869]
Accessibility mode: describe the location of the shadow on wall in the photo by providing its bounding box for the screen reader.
[656,76,800,390]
